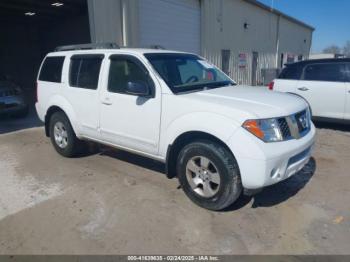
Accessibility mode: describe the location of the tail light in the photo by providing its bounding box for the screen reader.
[268,81,274,90]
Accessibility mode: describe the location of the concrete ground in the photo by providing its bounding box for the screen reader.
[0,112,349,255]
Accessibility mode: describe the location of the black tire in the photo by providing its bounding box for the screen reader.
[177,140,242,211]
[49,111,84,157]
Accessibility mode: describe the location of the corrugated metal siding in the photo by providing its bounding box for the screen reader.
[88,0,312,85]
[201,0,312,86]
[87,0,123,44]
[138,0,201,53]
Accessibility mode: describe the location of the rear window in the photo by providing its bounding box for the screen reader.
[69,55,104,90]
[303,63,346,82]
[278,65,302,80]
[39,56,65,83]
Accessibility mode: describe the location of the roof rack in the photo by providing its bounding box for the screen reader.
[55,43,120,52]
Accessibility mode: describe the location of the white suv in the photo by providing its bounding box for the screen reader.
[271,59,350,122]
[36,44,315,210]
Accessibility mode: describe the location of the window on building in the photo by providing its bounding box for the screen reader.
[39,56,65,83]
[69,55,103,90]
[303,63,346,82]
[108,56,153,94]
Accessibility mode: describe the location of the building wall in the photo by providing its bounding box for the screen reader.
[138,0,201,53]
[87,0,139,47]
[88,0,313,85]
[278,16,312,65]
[201,0,313,85]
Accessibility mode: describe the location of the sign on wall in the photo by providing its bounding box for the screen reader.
[287,54,295,64]
[238,53,247,69]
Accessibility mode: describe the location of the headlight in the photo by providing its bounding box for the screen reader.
[242,118,283,142]
[306,106,312,121]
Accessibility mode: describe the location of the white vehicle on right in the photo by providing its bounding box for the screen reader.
[271,59,350,122]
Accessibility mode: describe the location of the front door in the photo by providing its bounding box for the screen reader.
[99,54,161,155]
[296,62,346,119]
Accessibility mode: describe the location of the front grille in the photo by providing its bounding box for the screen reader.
[0,89,17,97]
[277,118,291,139]
[276,109,310,141]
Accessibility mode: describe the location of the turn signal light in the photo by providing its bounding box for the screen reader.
[242,120,264,139]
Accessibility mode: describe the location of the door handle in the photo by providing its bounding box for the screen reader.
[102,97,112,105]
[298,87,309,91]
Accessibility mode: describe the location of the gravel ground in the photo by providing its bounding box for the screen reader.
[0,117,349,255]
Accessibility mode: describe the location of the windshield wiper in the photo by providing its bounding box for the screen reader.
[174,81,235,94]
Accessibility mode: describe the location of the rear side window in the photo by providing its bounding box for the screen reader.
[278,65,302,80]
[303,63,346,82]
[39,56,65,83]
[69,55,103,90]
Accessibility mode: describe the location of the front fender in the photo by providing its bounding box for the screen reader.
[159,112,241,157]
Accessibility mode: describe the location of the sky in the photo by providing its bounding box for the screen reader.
[258,0,350,53]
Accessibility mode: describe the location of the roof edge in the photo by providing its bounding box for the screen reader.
[244,0,315,31]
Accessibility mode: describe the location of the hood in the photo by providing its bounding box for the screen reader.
[185,85,307,120]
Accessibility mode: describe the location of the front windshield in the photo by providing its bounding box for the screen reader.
[144,53,235,94]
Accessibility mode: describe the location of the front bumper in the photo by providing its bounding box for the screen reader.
[228,123,316,189]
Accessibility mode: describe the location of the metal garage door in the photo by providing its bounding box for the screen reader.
[139,0,201,54]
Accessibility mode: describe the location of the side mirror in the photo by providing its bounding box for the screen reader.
[126,81,151,97]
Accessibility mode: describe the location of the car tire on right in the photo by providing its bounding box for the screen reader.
[176,140,242,210]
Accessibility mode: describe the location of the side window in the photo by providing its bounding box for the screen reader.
[303,63,346,82]
[39,56,65,83]
[278,65,302,80]
[69,55,103,90]
[108,56,153,94]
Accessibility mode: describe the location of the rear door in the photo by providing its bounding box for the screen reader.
[296,62,346,119]
[345,63,350,120]
[63,54,104,138]
[273,64,302,93]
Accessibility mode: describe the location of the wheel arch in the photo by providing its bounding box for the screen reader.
[45,105,77,137]
[165,131,237,179]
